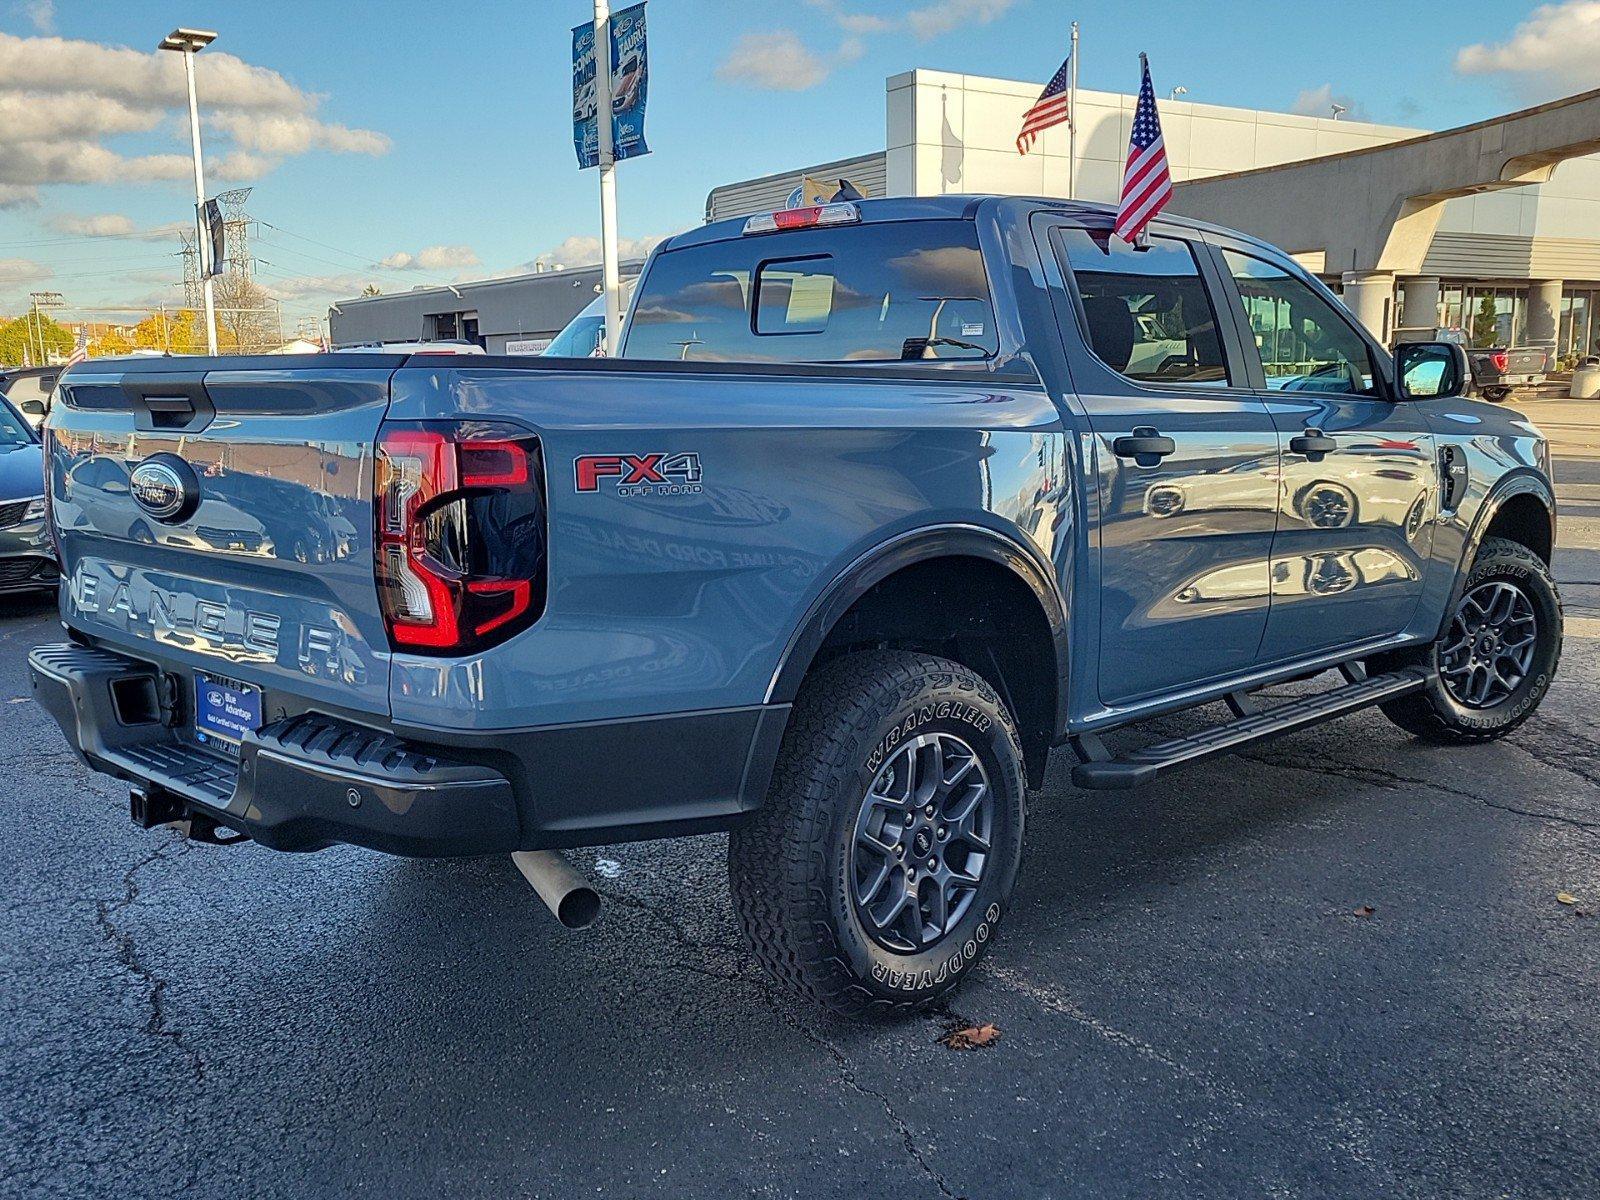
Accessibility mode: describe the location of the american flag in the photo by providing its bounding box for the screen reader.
[1016,53,1073,156]
[63,326,89,368]
[1114,55,1173,245]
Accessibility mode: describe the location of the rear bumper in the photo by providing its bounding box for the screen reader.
[28,640,788,856]
[29,642,519,856]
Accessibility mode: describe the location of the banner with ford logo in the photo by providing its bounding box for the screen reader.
[572,2,649,169]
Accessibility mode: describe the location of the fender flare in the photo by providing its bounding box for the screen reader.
[764,523,1070,726]
[1437,470,1556,636]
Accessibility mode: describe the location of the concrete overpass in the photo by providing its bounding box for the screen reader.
[1168,87,1600,341]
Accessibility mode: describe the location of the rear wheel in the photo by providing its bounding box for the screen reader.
[728,650,1025,1017]
[1374,537,1561,743]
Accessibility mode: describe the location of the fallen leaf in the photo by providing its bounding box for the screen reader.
[1557,892,1578,906]
[940,1022,1001,1051]
[1353,905,1375,918]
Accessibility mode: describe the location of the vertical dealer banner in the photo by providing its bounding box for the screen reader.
[572,2,650,170]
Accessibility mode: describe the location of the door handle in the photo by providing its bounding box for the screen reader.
[1289,428,1337,461]
[1112,427,1176,467]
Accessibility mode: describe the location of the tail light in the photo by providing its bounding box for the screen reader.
[375,421,547,654]
[1489,351,1509,372]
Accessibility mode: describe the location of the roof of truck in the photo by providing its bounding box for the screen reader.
[666,194,1273,256]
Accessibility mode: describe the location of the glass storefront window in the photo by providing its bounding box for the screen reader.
[1560,290,1596,363]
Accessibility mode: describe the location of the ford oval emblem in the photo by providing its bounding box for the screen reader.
[129,455,198,523]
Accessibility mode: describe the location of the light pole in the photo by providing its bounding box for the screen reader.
[160,27,219,356]
[29,291,65,365]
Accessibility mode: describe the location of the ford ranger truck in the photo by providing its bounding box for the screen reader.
[30,198,1561,1016]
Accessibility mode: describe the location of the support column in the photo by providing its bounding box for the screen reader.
[1398,276,1441,340]
[1527,279,1563,353]
[1340,271,1396,343]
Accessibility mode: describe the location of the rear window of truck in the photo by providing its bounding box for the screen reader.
[621,220,998,365]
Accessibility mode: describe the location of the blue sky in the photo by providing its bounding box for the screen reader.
[0,0,1588,325]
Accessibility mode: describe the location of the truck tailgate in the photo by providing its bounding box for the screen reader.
[49,356,402,719]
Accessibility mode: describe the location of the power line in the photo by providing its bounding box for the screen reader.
[255,220,460,284]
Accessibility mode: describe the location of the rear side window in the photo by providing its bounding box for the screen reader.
[622,220,998,364]
[1057,227,1230,388]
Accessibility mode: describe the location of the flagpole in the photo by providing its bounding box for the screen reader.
[594,0,623,356]
[1067,21,1079,200]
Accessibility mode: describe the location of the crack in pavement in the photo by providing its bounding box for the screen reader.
[981,963,1247,1107]
[595,881,961,1200]
[1237,750,1600,837]
[93,835,207,1084]
[761,998,961,1200]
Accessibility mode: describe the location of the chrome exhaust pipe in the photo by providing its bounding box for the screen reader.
[511,850,601,929]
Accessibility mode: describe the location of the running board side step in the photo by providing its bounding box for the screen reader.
[1071,667,1430,791]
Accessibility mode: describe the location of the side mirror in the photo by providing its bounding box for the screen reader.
[19,399,46,417]
[1395,341,1468,401]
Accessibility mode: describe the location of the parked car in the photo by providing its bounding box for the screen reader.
[542,281,636,358]
[1467,345,1547,401]
[30,197,1560,1016]
[0,365,60,429]
[0,395,57,595]
[333,340,486,355]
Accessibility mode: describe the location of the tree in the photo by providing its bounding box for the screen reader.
[1470,294,1500,348]
[361,283,381,297]
[212,274,281,354]
[96,327,136,356]
[131,309,200,354]
[0,312,73,366]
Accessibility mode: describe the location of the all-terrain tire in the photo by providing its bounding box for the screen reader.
[728,650,1026,1018]
[1372,537,1561,744]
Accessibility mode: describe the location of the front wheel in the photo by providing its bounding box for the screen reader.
[728,650,1026,1017]
[1373,537,1562,743]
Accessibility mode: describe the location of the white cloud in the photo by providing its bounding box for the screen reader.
[531,233,671,269]
[734,0,1019,92]
[261,271,383,302]
[717,30,832,91]
[49,212,188,240]
[1290,84,1365,120]
[0,31,390,202]
[805,1,894,33]
[904,0,1017,41]
[378,244,481,271]
[19,0,53,33]
[1456,1,1600,94]
[0,257,48,285]
[211,111,391,157]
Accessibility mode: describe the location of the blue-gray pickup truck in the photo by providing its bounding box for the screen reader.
[30,197,1561,1015]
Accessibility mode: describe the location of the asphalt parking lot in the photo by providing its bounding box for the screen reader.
[2,425,1597,1199]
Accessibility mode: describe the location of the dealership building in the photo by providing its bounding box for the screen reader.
[707,70,1600,364]
[327,260,641,353]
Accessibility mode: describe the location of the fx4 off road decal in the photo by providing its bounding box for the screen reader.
[574,452,703,497]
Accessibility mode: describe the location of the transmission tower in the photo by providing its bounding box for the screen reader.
[217,187,254,278]
[179,230,201,309]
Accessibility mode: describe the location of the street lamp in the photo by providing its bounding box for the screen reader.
[159,27,219,356]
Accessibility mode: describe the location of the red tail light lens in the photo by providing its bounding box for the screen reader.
[375,421,547,654]
[1490,351,1509,372]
